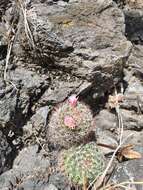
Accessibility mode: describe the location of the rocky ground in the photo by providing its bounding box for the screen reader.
[0,0,143,189]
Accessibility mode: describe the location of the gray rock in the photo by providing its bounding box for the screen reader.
[119,44,143,130]
[31,106,49,132]
[49,173,70,190]
[22,106,50,146]
[17,179,49,190]
[13,145,50,175]
[16,180,58,190]
[0,169,22,190]
[1,1,143,189]
[0,0,11,13]
[121,130,143,146]
[120,109,143,131]
[124,5,143,44]
[95,107,143,132]
[7,0,132,101]
[0,0,133,134]
[96,130,118,154]
[0,68,49,127]
[37,80,82,105]
[126,45,143,78]
[111,147,143,190]
[0,130,12,174]
[44,184,58,190]
[0,145,50,189]
[95,109,117,131]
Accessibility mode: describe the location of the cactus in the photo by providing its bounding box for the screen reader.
[47,95,94,149]
[59,142,105,185]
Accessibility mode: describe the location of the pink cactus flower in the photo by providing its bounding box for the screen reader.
[64,115,76,129]
[68,94,78,107]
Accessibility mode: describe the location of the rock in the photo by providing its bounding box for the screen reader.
[0,68,49,128]
[0,0,133,132]
[95,109,117,131]
[31,106,49,132]
[120,109,143,130]
[16,178,49,190]
[48,173,70,190]
[22,106,50,146]
[123,4,143,45]
[0,145,50,189]
[116,43,143,131]
[13,145,50,175]
[121,130,143,146]
[0,81,17,126]
[5,0,131,101]
[0,0,11,14]
[37,80,82,106]
[0,130,12,174]
[0,169,20,190]
[125,0,143,9]
[43,184,58,190]
[96,130,118,154]
[1,0,143,189]
[120,92,143,113]
[125,45,143,80]
[95,103,143,132]
[111,147,143,190]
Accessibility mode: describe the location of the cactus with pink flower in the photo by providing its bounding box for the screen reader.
[47,94,94,149]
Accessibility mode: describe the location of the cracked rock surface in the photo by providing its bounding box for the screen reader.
[0,0,143,189]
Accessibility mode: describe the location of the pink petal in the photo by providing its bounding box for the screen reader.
[68,94,78,107]
[64,116,76,129]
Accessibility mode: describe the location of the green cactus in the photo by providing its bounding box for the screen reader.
[47,95,94,148]
[59,142,105,185]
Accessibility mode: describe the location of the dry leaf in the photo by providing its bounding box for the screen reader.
[108,94,124,109]
[117,144,142,162]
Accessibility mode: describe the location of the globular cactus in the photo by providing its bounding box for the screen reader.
[47,95,94,149]
[59,142,105,185]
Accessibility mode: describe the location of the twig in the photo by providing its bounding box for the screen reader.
[93,86,133,190]
[4,35,15,81]
[17,0,35,49]
[104,181,143,190]
[114,88,123,144]
[3,33,18,90]
[34,134,49,155]
[87,173,103,190]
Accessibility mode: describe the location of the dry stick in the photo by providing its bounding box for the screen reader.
[93,89,132,190]
[115,90,124,145]
[4,35,14,81]
[17,0,35,49]
[94,133,133,190]
[104,181,143,190]
[87,173,103,190]
[114,181,143,188]
[93,144,121,190]
[4,35,17,90]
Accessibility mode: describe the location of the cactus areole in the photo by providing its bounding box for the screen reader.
[47,95,94,148]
